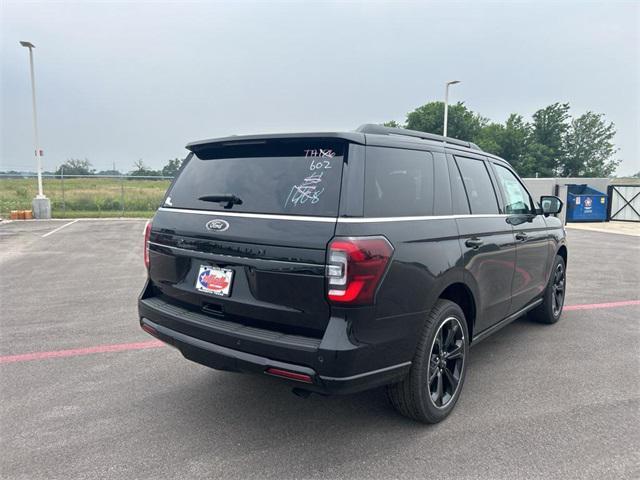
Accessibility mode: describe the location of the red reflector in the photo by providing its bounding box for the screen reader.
[143,220,152,269]
[141,323,158,337]
[265,367,313,384]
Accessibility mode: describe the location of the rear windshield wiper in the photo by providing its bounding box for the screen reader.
[198,194,243,209]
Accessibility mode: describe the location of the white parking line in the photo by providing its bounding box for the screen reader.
[42,219,79,238]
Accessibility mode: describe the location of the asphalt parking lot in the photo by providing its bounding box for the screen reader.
[1,219,639,480]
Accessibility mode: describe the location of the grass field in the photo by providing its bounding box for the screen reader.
[0,177,171,218]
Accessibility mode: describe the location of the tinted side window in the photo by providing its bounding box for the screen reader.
[433,152,453,215]
[447,155,470,215]
[365,147,434,217]
[455,156,499,214]
[493,164,534,214]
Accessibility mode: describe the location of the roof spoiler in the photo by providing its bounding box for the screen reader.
[186,132,366,152]
[356,124,482,151]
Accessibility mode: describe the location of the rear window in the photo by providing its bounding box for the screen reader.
[167,140,345,216]
[364,146,434,217]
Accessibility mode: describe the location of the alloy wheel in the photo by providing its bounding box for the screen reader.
[427,316,465,409]
[552,263,565,317]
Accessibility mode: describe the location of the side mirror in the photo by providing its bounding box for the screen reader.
[540,195,563,216]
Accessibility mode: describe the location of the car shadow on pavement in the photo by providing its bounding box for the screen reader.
[140,314,552,465]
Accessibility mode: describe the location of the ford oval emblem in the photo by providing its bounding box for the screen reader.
[206,219,230,232]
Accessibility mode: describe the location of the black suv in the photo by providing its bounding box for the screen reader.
[139,124,566,423]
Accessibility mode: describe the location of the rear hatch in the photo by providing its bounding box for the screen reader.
[147,137,350,337]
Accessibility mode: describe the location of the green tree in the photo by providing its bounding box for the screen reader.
[55,158,94,176]
[384,100,620,178]
[459,113,535,176]
[521,142,555,178]
[405,101,488,140]
[129,159,161,177]
[500,115,531,172]
[474,122,504,157]
[382,120,403,128]
[528,102,570,176]
[161,158,183,177]
[561,112,619,177]
[481,114,535,176]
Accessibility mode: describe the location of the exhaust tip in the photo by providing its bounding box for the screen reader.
[292,388,312,398]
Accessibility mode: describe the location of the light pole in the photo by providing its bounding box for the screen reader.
[20,41,50,218]
[443,80,461,138]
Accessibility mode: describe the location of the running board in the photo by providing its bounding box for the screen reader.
[471,298,543,346]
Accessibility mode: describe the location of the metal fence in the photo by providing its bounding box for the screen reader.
[0,173,173,218]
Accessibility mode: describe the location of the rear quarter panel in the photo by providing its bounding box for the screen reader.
[333,218,463,362]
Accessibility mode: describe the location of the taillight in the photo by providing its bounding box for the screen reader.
[326,236,394,305]
[143,220,152,269]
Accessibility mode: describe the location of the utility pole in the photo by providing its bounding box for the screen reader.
[443,80,461,138]
[20,41,51,218]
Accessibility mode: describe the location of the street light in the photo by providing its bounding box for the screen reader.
[20,40,50,218]
[443,80,461,138]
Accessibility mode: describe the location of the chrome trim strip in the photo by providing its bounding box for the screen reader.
[337,214,508,223]
[157,207,508,224]
[471,298,544,346]
[319,362,412,382]
[147,241,321,267]
[157,207,336,223]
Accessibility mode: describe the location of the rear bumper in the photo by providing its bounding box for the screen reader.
[138,293,411,395]
[141,317,409,394]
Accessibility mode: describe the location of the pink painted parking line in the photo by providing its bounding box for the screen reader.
[0,340,165,364]
[563,300,640,311]
[1,299,638,365]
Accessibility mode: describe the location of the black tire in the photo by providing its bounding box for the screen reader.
[529,255,566,324]
[387,299,469,424]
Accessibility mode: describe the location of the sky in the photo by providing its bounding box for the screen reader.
[1,0,639,175]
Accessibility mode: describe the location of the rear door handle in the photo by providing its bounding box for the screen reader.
[515,232,528,242]
[465,237,484,249]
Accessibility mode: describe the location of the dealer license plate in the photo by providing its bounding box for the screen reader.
[195,265,233,297]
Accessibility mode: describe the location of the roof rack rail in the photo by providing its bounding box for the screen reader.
[356,124,482,151]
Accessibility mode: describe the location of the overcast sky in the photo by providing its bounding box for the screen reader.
[1,0,638,175]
